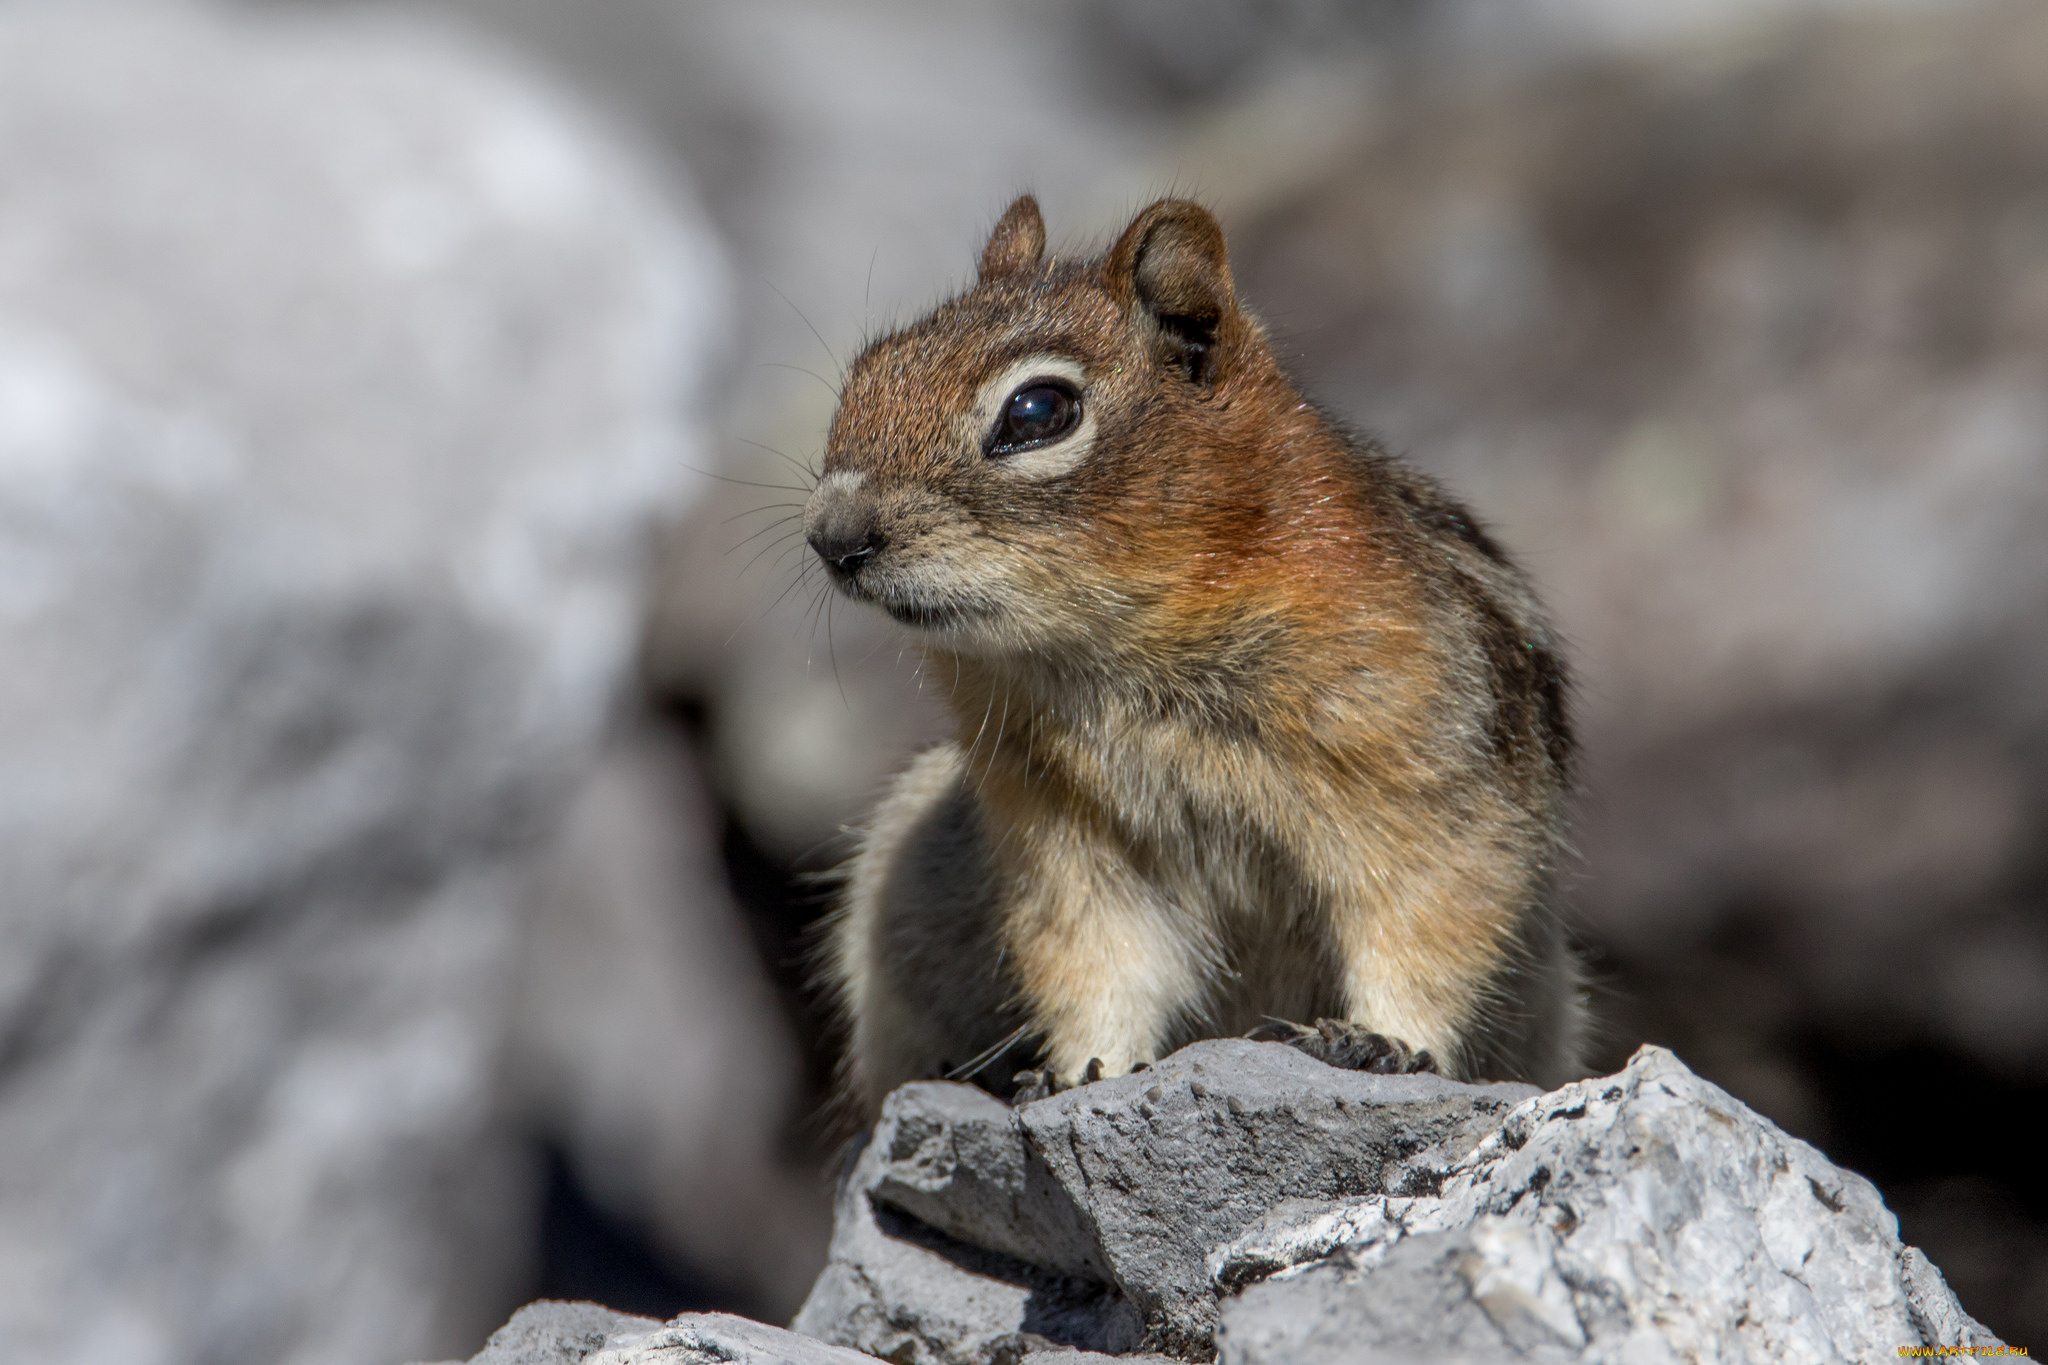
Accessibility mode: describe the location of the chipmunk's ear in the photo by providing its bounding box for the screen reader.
[980,195,1046,282]
[1105,199,1237,385]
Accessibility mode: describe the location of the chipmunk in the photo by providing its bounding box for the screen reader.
[804,195,1583,1125]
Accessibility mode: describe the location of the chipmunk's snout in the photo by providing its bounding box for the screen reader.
[804,473,885,581]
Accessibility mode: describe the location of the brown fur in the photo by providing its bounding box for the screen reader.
[804,196,1584,1125]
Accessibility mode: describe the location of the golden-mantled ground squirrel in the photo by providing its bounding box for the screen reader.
[803,196,1584,1125]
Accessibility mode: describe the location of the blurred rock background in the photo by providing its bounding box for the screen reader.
[0,0,2040,1360]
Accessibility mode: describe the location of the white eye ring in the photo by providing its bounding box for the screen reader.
[966,354,1094,481]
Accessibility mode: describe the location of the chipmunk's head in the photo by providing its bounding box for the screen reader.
[803,195,1300,660]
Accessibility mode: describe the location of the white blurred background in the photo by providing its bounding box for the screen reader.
[0,0,2042,1360]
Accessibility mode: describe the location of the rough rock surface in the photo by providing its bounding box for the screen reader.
[1215,1046,2008,1363]
[0,5,721,1363]
[583,1313,884,1365]
[462,1302,659,1365]
[451,1303,877,1365]
[465,1040,2002,1363]
[794,1040,1539,1360]
[785,1041,2004,1365]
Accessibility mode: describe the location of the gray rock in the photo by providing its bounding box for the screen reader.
[585,1313,883,1365]
[472,1042,2000,1365]
[792,1040,2002,1363]
[794,1038,1537,1360]
[1223,1223,1589,1365]
[0,5,721,1363]
[1216,1046,2009,1363]
[794,1124,1140,1365]
[456,1306,885,1365]
[466,1302,660,1365]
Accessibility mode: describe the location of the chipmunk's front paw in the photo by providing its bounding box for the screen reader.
[1246,1019,1438,1075]
[1009,1068,1060,1105]
[1009,1057,1106,1106]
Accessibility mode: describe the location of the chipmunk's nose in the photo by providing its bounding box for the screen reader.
[804,477,886,579]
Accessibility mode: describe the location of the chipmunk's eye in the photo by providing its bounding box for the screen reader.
[987,380,1081,455]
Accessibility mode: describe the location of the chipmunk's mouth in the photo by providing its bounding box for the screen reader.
[843,575,997,631]
[877,595,995,630]
[882,600,959,628]
[818,544,1000,633]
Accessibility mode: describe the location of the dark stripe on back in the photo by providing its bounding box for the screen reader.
[1470,591,1573,782]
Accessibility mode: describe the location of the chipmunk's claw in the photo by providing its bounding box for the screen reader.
[1246,1018,1438,1075]
[1010,1068,1061,1105]
[1009,1056,1107,1106]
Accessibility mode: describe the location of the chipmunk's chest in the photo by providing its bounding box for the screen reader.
[980,704,1366,1029]
[1128,797,1353,1035]
[1020,704,1345,907]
